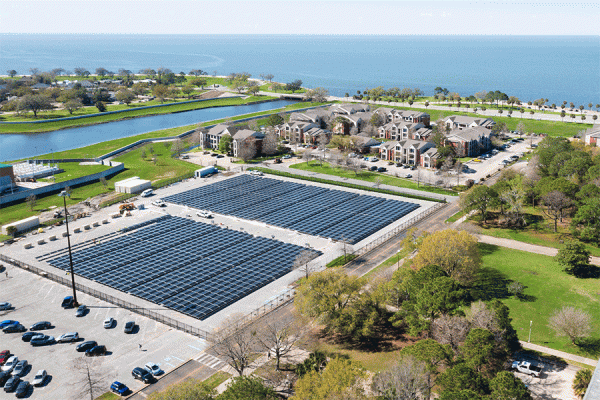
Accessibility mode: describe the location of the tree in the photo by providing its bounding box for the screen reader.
[571,197,600,243]
[63,98,83,115]
[217,135,232,154]
[262,130,278,156]
[460,328,500,375]
[256,315,301,371]
[303,87,328,102]
[489,371,532,400]
[436,364,488,397]
[181,85,195,98]
[237,137,258,162]
[115,89,136,104]
[411,229,482,285]
[72,357,108,400]
[7,69,17,77]
[264,113,284,127]
[541,190,573,232]
[372,355,430,400]
[99,176,108,190]
[20,94,52,118]
[73,67,90,77]
[211,319,258,376]
[285,79,303,93]
[432,314,470,352]
[219,376,277,400]
[26,194,37,211]
[292,357,366,400]
[95,67,109,77]
[460,185,497,223]
[548,306,591,343]
[572,368,592,399]
[400,339,453,397]
[95,101,106,112]
[147,378,215,400]
[152,84,171,103]
[555,242,593,277]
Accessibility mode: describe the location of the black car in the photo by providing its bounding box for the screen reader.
[30,321,51,331]
[124,321,136,334]
[3,324,26,334]
[15,380,30,398]
[132,367,153,384]
[21,332,43,342]
[30,335,54,346]
[0,371,10,387]
[3,375,20,392]
[377,167,387,173]
[369,166,378,171]
[61,296,75,309]
[76,305,88,317]
[85,345,106,357]
[76,341,97,352]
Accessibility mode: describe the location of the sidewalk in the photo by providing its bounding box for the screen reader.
[476,234,600,266]
[520,341,598,367]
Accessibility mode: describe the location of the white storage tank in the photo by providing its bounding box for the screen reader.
[2,216,40,235]
[114,176,152,194]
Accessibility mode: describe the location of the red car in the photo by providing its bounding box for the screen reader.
[0,350,10,365]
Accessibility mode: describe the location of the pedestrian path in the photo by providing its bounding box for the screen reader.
[520,341,598,367]
[195,352,227,370]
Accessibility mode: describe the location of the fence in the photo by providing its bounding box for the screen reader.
[0,254,213,341]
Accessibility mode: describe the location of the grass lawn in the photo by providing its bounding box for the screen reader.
[473,243,600,358]
[95,392,119,400]
[311,341,405,373]
[290,161,457,196]
[446,210,466,223]
[0,96,274,134]
[259,83,307,94]
[326,254,357,268]
[202,371,231,389]
[37,162,111,183]
[364,248,410,279]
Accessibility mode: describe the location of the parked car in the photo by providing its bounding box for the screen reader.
[406,174,413,179]
[0,371,10,387]
[76,341,97,352]
[3,375,19,392]
[103,318,114,329]
[132,367,153,384]
[61,296,75,309]
[57,332,79,343]
[151,200,166,207]
[369,166,377,171]
[410,165,417,170]
[0,321,18,330]
[30,321,51,331]
[15,380,30,398]
[11,360,28,377]
[110,381,129,396]
[76,305,88,317]
[124,321,136,334]
[0,303,11,311]
[3,324,25,334]
[370,157,379,162]
[249,170,263,176]
[377,167,387,173]
[30,335,54,346]
[22,332,44,342]
[511,360,542,377]
[282,154,292,159]
[216,154,224,158]
[196,211,213,219]
[31,370,46,387]
[144,362,163,376]
[348,153,358,158]
[180,155,189,159]
[1,356,17,372]
[403,164,410,169]
[85,345,107,357]
[0,351,10,365]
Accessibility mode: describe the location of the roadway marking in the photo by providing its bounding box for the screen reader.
[188,344,202,350]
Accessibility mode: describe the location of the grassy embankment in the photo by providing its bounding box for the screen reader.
[289,161,457,197]
[0,96,274,134]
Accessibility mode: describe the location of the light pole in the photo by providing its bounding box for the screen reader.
[59,190,78,307]
[528,320,532,343]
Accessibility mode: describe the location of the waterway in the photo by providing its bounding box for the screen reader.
[0,100,296,162]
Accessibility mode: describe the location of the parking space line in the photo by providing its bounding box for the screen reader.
[188,344,201,350]
[172,355,184,361]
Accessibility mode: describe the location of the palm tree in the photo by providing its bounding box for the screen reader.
[581,115,586,122]
[520,108,525,118]
[560,111,566,122]
[424,101,429,109]
[593,115,598,122]
[579,105,585,113]
[588,102,593,110]
[572,369,592,399]
[530,110,535,119]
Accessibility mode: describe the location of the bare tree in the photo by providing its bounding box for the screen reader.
[256,315,302,371]
[346,158,363,176]
[72,357,108,400]
[431,314,470,353]
[211,318,259,376]
[171,138,185,157]
[26,194,37,211]
[99,177,108,189]
[237,137,258,163]
[549,306,591,344]
[301,149,312,165]
[262,130,278,156]
[372,355,430,400]
[339,236,353,263]
[293,249,318,279]
[541,190,573,232]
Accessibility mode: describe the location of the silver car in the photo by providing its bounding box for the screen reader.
[32,370,47,387]
[11,360,28,377]
[1,356,18,372]
[57,332,79,343]
[103,317,114,329]
[0,302,11,311]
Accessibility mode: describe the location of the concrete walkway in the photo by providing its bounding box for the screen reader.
[520,341,598,367]
[476,234,600,266]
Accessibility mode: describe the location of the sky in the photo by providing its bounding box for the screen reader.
[0,0,598,35]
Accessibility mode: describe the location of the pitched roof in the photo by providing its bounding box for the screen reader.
[205,124,237,137]
[233,129,264,140]
[447,126,491,142]
[444,115,494,128]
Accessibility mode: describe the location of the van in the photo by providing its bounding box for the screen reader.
[141,189,153,197]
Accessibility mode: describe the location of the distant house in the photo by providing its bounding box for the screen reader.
[232,129,265,157]
[333,112,373,135]
[374,108,430,126]
[200,124,239,150]
[330,103,370,115]
[303,127,332,145]
[583,125,600,147]
[421,147,440,168]
[275,121,320,143]
[446,126,493,157]
[31,83,50,89]
[378,139,435,165]
[444,115,495,130]
[289,109,331,126]
[378,121,426,141]
[349,135,379,154]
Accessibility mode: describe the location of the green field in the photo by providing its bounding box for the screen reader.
[474,244,600,358]
[37,162,111,183]
[289,161,457,196]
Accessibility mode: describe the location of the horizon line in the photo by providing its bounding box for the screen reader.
[1,33,598,37]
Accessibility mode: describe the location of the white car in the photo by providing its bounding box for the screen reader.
[196,211,213,219]
[32,369,47,387]
[144,362,163,376]
[103,317,114,329]
[1,356,18,372]
[151,200,166,207]
[57,332,79,343]
[0,302,11,310]
[249,170,263,176]
[11,360,28,376]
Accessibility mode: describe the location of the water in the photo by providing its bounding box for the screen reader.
[2,34,598,106]
[0,100,296,161]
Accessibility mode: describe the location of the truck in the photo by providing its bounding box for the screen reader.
[195,166,218,178]
[511,360,542,377]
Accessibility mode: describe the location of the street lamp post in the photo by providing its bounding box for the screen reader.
[59,190,78,307]
[528,320,532,343]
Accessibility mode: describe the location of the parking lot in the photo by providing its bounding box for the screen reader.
[0,266,210,399]
[513,360,579,400]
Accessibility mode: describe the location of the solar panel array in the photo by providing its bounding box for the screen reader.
[44,216,321,320]
[162,175,420,244]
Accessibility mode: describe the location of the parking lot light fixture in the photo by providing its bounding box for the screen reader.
[58,190,78,307]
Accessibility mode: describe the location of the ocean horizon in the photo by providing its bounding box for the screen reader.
[1,34,598,105]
